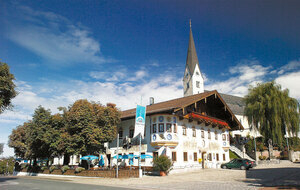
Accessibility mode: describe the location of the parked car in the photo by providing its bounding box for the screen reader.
[221,159,255,170]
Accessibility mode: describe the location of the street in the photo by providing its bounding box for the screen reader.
[0,176,134,190]
[4,161,300,190]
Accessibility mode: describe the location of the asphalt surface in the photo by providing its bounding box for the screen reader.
[0,176,134,190]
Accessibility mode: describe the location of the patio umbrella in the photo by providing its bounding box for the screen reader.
[112,155,123,159]
[122,154,139,159]
[135,154,153,159]
[99,155,105,167]
[80,155,99,170]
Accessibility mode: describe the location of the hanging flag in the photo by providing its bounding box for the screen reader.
[134,105,146,138]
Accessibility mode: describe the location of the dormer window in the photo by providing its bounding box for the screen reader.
[196,72,199,75]
[196,81,200,88]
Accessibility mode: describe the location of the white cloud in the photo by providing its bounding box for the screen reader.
[277,59,300,75]
[206,61,271,97]
[5,5,112,65]
[275,71,300,100]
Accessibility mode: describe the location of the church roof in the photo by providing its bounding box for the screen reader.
[219,93,245,116]
[185,25,200,76]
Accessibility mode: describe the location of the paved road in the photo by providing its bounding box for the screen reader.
[0,176,134,190]
[7,161,300,190]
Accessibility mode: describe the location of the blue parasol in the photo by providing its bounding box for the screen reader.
[99,155,105,167]
[80,155,99,161]
[80,155,99,170]
[135,154,153,159]
[112,155,123,159]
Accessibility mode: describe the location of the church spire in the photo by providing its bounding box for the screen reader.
[185,19,200,76]
[183,20,204,97]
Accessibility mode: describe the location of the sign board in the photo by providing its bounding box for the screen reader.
[134,105,146,138]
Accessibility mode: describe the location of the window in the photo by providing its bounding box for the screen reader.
[215,131,218,140]
[196,71,199,75]
[173,124,177,133]
[223,154,226,161]
[153,124,157,133]
[222,134,226,141]
[227,134,230,141]
[153,152,158,159]
[194,152,197,161]
[216,153,219,161]
[183,152,188,161]
[129,128,134,138]
[186,82,189,89]
[208,130,211,139]
[159,123,164,132]
[118,129,123,138]
[196,81,200,88]
[144,127,146,137]
[172,152,177,162]
[201,130,204,138]
[192,127,196,137]
[208,153,212,161]
[166,123,172,132]
[141,153,145,162]
[182,126,187,136]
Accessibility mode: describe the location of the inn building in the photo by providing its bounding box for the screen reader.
[105,23,247,171]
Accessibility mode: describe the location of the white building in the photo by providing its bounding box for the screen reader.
[106,24,244,171]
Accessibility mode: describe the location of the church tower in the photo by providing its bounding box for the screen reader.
[183,20,204,97]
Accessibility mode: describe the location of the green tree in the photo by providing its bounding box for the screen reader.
[0,157,14,174]
[244,81,300,148]
[65,100,120,156]
[25,106,52,162]
[0,62,17,113]
[8,123,29,158]
[0,143,3,156]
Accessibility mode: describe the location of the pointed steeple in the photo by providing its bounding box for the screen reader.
[183,20,204,97]
[185,19,200,76]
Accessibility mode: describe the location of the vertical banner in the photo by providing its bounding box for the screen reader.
[134,105,146,138]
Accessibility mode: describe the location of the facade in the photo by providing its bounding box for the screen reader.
[105,23,246,171]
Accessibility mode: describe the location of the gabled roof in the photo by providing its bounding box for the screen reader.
[121,91,213,119]
[121,90,243,130]
[185,26,200,76]
[219,93,245,115]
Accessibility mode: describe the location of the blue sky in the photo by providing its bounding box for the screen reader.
[1,0,300,157]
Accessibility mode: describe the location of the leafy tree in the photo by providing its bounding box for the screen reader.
[0,157,14,174]
[65,100,120,156]
[25,106,52,162]
[0,143,3,156]
[8,123,29,158]
[0,62,17,114]
[244,81,300,148]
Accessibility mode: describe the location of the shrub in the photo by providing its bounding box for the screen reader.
[61,165,70,173]
[20,163,29,170]
[75,167,85,173]
[41,166,48,171]
[153,155,172,174]
[49,165,58,173]
[262,156,267,160]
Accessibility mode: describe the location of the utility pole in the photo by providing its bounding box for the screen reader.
[139,133,142,178]
[116,133,119,178]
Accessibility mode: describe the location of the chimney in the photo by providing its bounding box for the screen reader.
[149,97,154,105]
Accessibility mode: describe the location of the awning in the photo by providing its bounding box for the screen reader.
[183,112,231,130]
